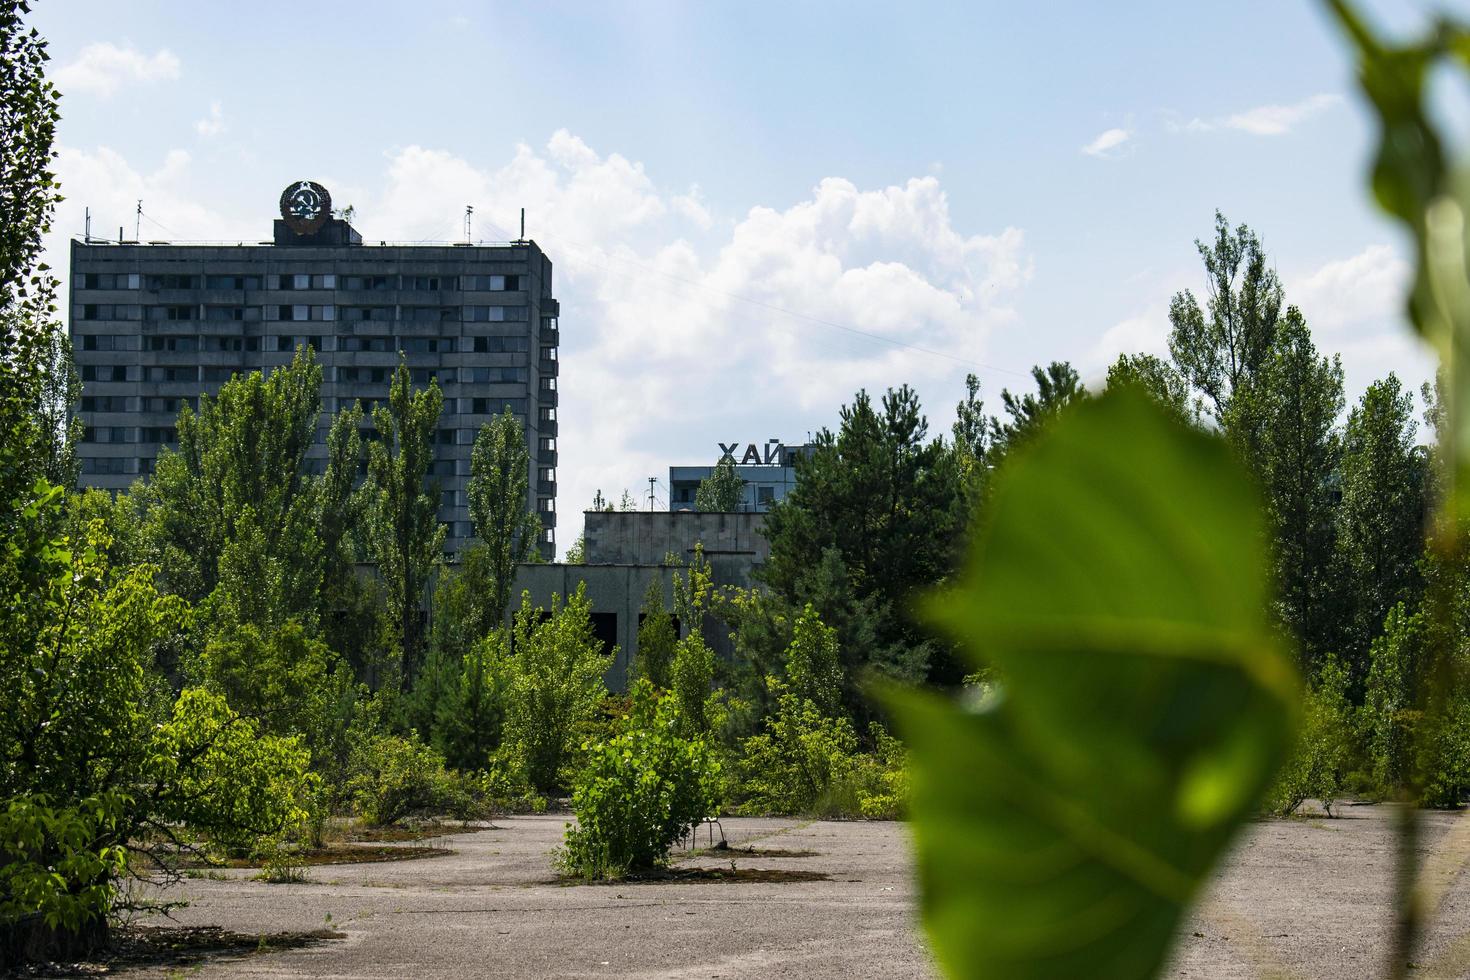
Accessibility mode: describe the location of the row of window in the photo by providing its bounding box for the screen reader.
[77,304,532,322]
[76,273,526,292]
[81,394,543,424]
[81,333,536,354]
[82,362,554,388]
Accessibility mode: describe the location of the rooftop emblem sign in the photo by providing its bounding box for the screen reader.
[279,180,331,235]
[719,440,785,466]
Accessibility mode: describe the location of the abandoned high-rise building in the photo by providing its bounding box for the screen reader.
[68,181,559,558]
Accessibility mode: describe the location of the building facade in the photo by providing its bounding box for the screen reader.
[69,181,560,557]
[668,441,814,512]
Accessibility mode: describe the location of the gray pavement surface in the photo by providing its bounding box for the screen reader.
[117,806,1470,979]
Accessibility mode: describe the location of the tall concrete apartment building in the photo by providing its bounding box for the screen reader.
[69,181,560,558]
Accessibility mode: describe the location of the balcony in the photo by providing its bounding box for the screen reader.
[539,325,559,346]
[538,449,557,466]
[538,420,557,438]
[539,358,558,377]
[537,478,556,495]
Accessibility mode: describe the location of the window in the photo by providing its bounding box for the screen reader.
[403,306,455,323]
[538,406,556,422]
[138,456,157,476]
[144,366,197,383]
[537,498,555,513]
[204,274,262,290]
[539,376,557,391]
[145,335,198,352]
[81,365,129,382]
[79,303,140,321]
[403,276,442,290]
[139,426,177,444]
[467,335,528,353]
[538,437,556,452]
[142,396,191,414]
[465,366,527,384]
[145,305,197,321]
[78,272,141,290]
[201,367,235,382]
[429,459,456,476]
[399,336,451,354]
[539,467,555,484]
[80,334,125,351]
[204,306,246,321]
[461,274,521,291]
[81,395,128,412]
[464,305,528,322]
[337,366,393,385]
[435,428,456,446]
[270,305,333,322]
[201,336,256,352]
[758,485,776,505]
[81,457,129,475]
[408,367,439,385]
[145,274,199,290]
[273,335,322,352]
[440,489,459,508]
[341,275,391,290]
[341,306,392,322]
[83,425,132,444]
[541,347,557,362]
[339,336,391,352]
[468,397,526,415]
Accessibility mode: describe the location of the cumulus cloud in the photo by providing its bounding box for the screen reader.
[53,42,180,98]
[1082,128,1131,157]
[195,101,226,137]
[349,135,1030,542]
[1185,93,1342,136]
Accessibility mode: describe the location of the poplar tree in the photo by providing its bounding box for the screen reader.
[1167,211,1284,423]
[366,359,445,684]
[466,408,540,631]
[695,457,744,511]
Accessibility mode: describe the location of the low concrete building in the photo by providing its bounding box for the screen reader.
[509,510,769,689]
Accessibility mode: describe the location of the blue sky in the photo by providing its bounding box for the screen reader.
[32,0,1458,550]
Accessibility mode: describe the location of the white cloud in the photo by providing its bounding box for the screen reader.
[1087,304,1170,369]
[53,42,180,98]
[1082,128,1131,157]
[351,136,1029,545]
[195,101,226,137]
[1185,93,1342,136]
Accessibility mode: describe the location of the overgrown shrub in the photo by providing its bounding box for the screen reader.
[504,585,611,793]
[1265,657,1353,816]
[347,733,476,826]
[558,681,722,880]
[1417,689,1470,808]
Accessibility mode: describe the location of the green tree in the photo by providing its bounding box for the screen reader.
[434,630,514,772]
[951,373,990,510]
[1362,603,1427,795]
[1106,352,1193,423]
[784,604,844,719]
[504,585,611,792]
[1167,211,1284,423]
[147,348,324,627]
[366,359,445,685]
[694,456,744,511]
[1227,309,1344,666]
[761,385,966,694]
[633,577,677,689]
[466,409,541,632]
[1337,375,1426,667]
[987,361,1088,461]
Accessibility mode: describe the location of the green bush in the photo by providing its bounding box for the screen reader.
[558,681,722,880]
[730,685,860,816]
[347,733,476,826]
[1417,690,1470,808]
[1265,657,1353,816]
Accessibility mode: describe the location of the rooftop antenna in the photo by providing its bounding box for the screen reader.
[84,207,91,242]
[520,207,525,241]
[464,204,473,243]
[135,200,142,242]
[647,476,657,512]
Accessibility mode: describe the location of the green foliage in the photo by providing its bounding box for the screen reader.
[760,385,966,695]
[432,630,515,772]
[694,456,744,511]
[633,577,677,689]
[1167,210,1283,423]
[731,686,860,815]
[1363,603,1427,795]
[346,733,475,826]
[1106,353,1194,423]
[559,681,722,879]
[366,358,446,684]
[784,603,843,719]
[505,584,612,793]
[1265,657,1353,816]
[1338,375,1426,669]
[987,361,1088,460]
[1226,308,1345,667]
[1415,686,1470,808]
[148,347,325,625]
[467,409,541,622]
[890,389,1296,980]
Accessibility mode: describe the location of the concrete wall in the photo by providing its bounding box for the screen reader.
[583,510,768,568]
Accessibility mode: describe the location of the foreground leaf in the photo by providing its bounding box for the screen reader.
[893,389,1297,979]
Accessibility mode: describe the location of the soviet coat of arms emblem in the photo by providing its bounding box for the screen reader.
[279,180,332,235]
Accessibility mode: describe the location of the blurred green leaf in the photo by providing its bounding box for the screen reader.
[891,389,1297,979]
